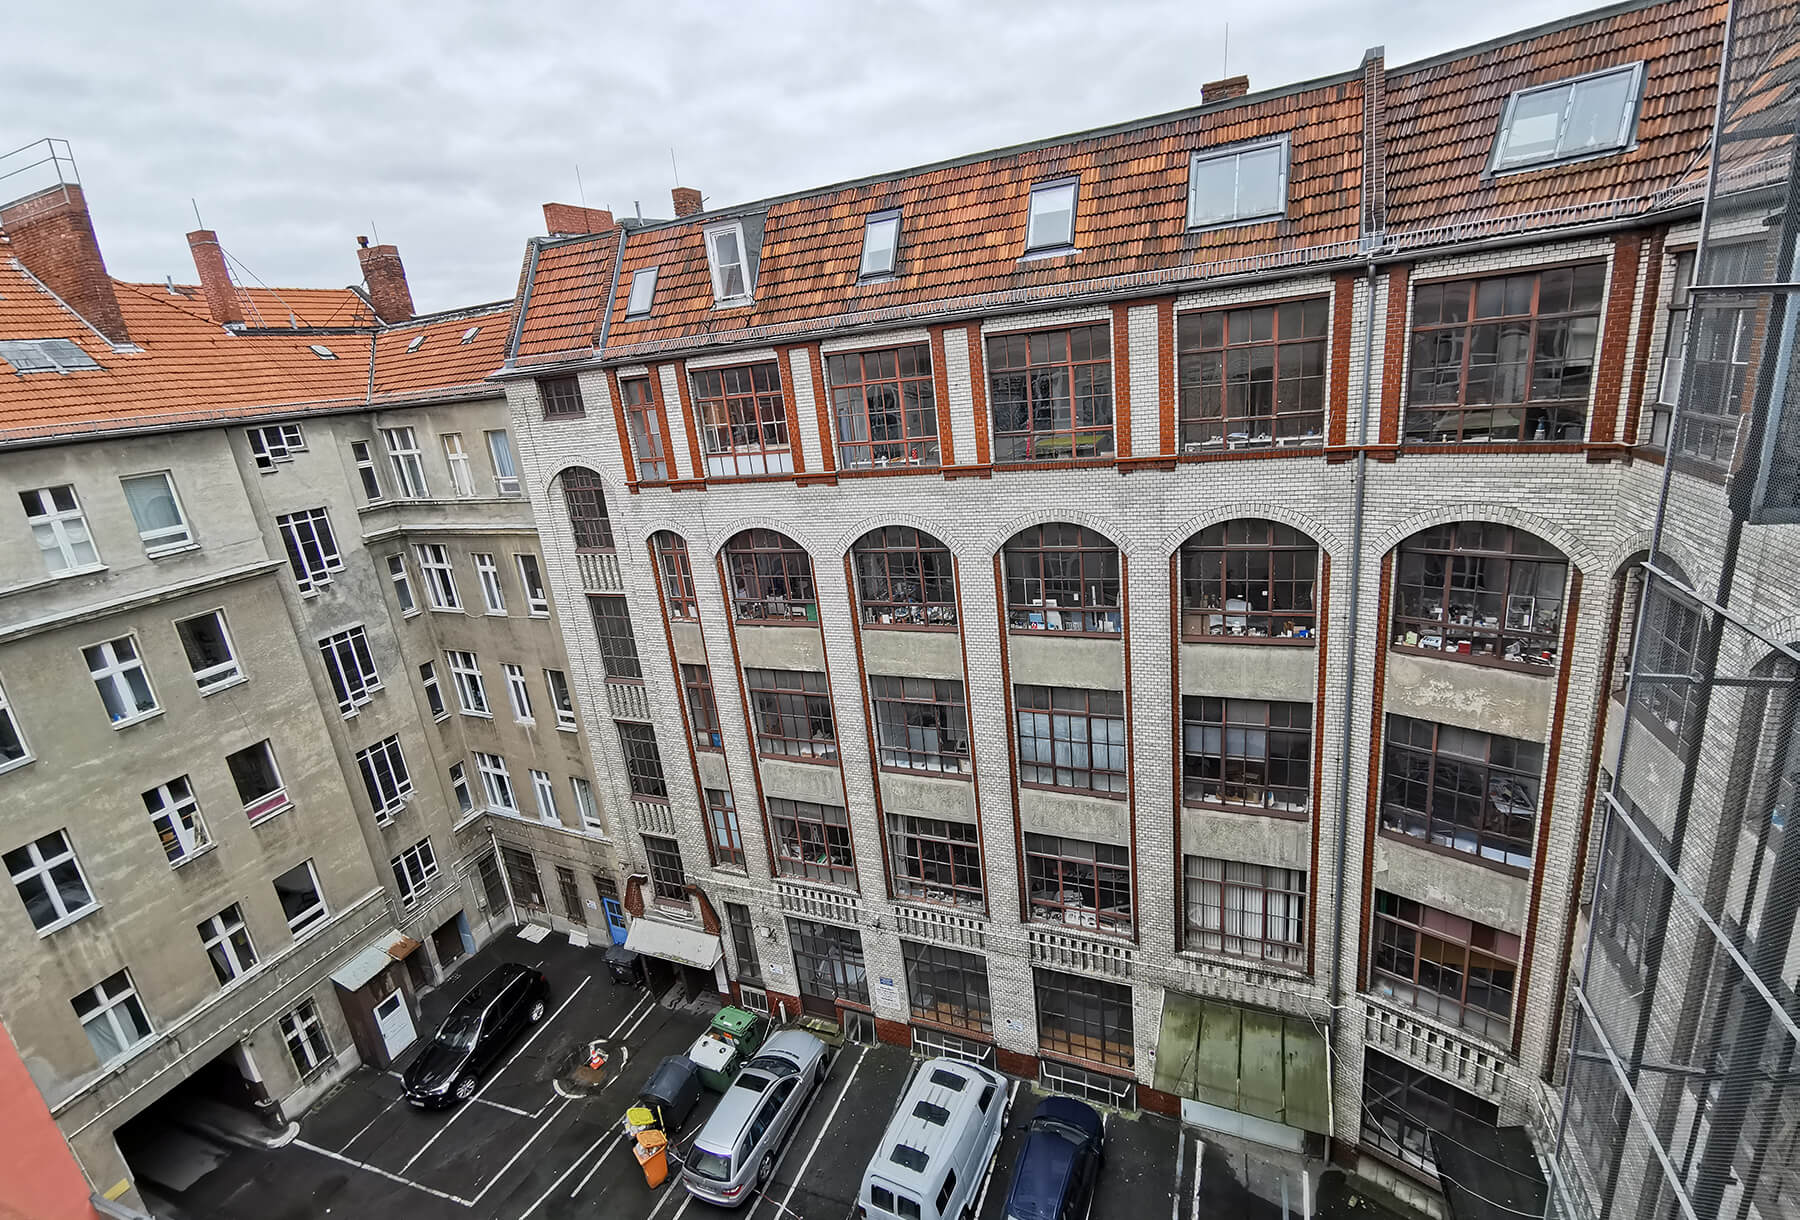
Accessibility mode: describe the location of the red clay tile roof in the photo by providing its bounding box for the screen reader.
[512,233,617,364]
[370,304,513,401]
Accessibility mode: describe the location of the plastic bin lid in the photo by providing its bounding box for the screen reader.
[710,1006,759,1036]
[689,1034,737,1071]
[636,1128,668,1151]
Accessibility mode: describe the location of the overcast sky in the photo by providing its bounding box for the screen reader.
[10,1,1597,315]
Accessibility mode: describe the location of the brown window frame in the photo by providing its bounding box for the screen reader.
[724,530,817,622]
[1024,833,1132,934]
[1003,524,1121,635]
[616,722,667,800]
[768,798,857,887]
[852,526,957,628]
[1362,1050,1499,1177]
[651,532,698,620]
[539,375,586,420]
[871,676,970,775]
[562,468,614,552]
[1178,520,1318,641]
[620,376,671,482]
[1370,890,1520,1043]
[1392,523,1567,670]
[885,814,984,911]
[643,834,687,904]
[1015,685,1126,797]
[827,344,940,469]
[1180,697,1313,815]
[745,668,836,762]
[788,917,869,1004]
[1176,297,1328,451]
[682,664,723,750]
[587,594,642,681]
[726,901,760,981]
[1382,714,1542,870]
[1182,855,1306,967]
[693,362,791,477]
[1033,966,1133,1070]
[902,940,992,1034]
[705,787,746,871]
[986,324,1115,464]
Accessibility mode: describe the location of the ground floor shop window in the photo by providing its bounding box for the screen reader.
[788,918,868,1010]
[902,940,992,1033]
[1034,967,1133,1070]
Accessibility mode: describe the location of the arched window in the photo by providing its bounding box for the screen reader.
[1179,520,1318,640]
[1393,523,1567,668]
[723,530,816,622]
[651,532,697,620]
[562,468,613,552]
[852,526,956,627]
[1002,524,1120,634]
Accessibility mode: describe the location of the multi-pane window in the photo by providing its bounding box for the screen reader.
[724,530,816,621]
[415,543,461,610]
[475,752,517,811]
[275,508,342,593]
[1024,179,1078,251]
[503,664,534,723]
[122,471,194,552]
[391,839,439,906]
[319,626,380,715]
[588,595,643,680]
[227,740,288,821]
[1179,521,1318,640]
[516,553,550,615]
[273,860,328,937]
[653,533,698,619]
[769,798,856,886]
[280,1000,332,1075]
[1188,140,1289,228]
[474,553,506,614]
[175,610,242,691]
[1034,968,1133,1070]
[449,762,473,814]
[694,362,790,477]
[1382,715,1542,869]
[1630,578,1704,744]
[852,526,956,627]
[705,787,746,869]
[198,904,258,985]
[1015,686,1126,795]
[442,432,475,496]
[1371,892,1520,1042]
[1406,265,1605,443]
[987,325,1113,463]
[621,377,671,482]
[1182,856,1306,966]
[143,778,210,865]
[355,735,412,821]
[683,665,723,749]
[1392,523,1567,668]
[726,902,761,982]
[626,268,659,317]
[887,815,983,910]
[747,668,836,761]
[1180,697,1313,814]
[6,829,97,931]
[72,970,153,1063]
[386,554,416,614]
[1362,1050,1498,1175]
[1665,242,1765,462]
[572,777,604,832]
[84,636,158,726]
[420,661,446,719]
[1002,524,1121,633]
[871,676,970,774]
[503,846,543,911]
[705,222,754,302]
[545,668,577,730]
[20,485,99,575]
[644,835,687,903]
[350,440,383,501]
[382,427,429,498]
[531,769,560,823]
[1176,299,1327,449]
[1489,63,1643,171]
[446,651,489,716]
[789,918,869,1006]
[618,723,668,799]
[540,375,586,419]
[1024,834,1132,933]
[0,677,29,772]
[903,940,992,1033]
[556,866,586,924]
[563,469,614,551]
[485,430,520,496]
[247,423,305,470]
[828,345,939,469]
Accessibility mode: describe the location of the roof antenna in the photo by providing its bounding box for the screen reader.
[1222,23,1229,76]
[370,220,379,246]
[635,200,643,221]
[670,148,681,188]
[576,163,587,209]
[191,198,204,229]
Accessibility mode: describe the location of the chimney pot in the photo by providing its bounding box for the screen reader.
[357,235,370,248]
[541,203,616,237]
[186,229,243,327]
[3,184,131,343]
[1202,75,1250,104]
[357,241,415,323]
[672,187,703,218]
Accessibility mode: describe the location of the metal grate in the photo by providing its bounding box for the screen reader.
[1039,1058,1135,1110]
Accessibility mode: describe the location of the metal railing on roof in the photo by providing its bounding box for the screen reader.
[0,138,79,213]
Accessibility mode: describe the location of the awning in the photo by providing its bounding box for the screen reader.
[624,918,723,970]
[1153,991,1330,1135]
[330,929,423,991]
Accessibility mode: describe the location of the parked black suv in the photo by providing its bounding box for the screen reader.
[402,963,549,1107]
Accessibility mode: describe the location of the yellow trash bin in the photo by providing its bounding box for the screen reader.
[635,1127,670,1189]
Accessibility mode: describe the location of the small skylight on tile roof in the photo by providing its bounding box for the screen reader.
[860,211,900,278]
[308,343,338,360]
[1188,138,1289,229]
[407,333,427,353]
[626,266,659,317]
[460,326,481,344]
[1024,180,1077,253]
[704,222,754,303]
[0,338,102,375]
[1490,63,1645,173]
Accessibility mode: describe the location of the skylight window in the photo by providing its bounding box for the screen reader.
[460,326,481,344]
[406,334,427,353]
[1024,180,1078,252]
[1490,63,1645,172]
[705,222,753,303]
[1188,139,1288,229]
[0,338,101,375]
[860,211,900,278]
[626,267,659,317]
[307,344,337,360]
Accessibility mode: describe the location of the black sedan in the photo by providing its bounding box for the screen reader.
[402,963,549,1107]
[1002,1096,1105,1220]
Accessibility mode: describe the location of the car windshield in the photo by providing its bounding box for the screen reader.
[1034,1117,1090,1146]
[437,1013,480,1050]
[690,1147,732,1182]
[744,1055,799,1078]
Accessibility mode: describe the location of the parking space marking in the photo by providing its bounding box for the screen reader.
[763,1043,866,1220]
[1190,1137,1205,1220]
[472,1096,535,1118]
[969,1079,1021,1220]
[645,1178,691,1220]
[469,1096,570,1206]
[516,1127,612,1219]
[608,994,653,1038]
[338,1095,400,1154]
[292,1137,473,1207]
[618,999,658,1043]
[1172,1133,1186,1220]
[571,1132,629,1198]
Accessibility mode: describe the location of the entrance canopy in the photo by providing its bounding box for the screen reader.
[1153,991,1330,1135]
[624,918,723,971]
[329,928,421,991]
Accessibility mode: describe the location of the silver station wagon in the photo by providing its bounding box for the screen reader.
[681,1028,829,1207]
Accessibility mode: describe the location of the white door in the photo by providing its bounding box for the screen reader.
[374,990,417,1059]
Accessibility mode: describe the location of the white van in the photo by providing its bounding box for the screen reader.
[857,1058,1008,1220]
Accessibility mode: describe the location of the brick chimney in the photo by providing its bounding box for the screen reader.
[672,187,703,218]
[542,203,616,237]
[1202,75,1250,104]
[1,184,130,343]
[357,236,414,323]
[185,229,244,326]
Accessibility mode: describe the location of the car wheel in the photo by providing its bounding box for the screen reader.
[454,1075,477,1101]
[758,1151,775,1184]
[529,1000,547,1022]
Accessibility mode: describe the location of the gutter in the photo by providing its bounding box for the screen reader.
[594,225,627,357]
[503,238,546,365]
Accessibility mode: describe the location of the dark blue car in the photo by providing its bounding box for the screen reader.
[1002,1096,1105,1220]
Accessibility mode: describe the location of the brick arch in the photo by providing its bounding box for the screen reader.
[1601,530,1707,588]
[980,509,1133,560]
[538,459,621,503]
[700,518,818,560]
[1372,502,1599,575]
[829,514,963,562]
[1157,501,1346,564]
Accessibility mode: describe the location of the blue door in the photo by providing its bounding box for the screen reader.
[602,897,627,945]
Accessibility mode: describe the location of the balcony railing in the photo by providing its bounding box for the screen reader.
[775,879,861,926]
[1027,926,1134,978]
[894,904,987,950]
[606,680,651,721]
[1363,996,1511,1103]
[577,551,623,592]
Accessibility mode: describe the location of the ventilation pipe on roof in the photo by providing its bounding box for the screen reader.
[672,187,703,218]
[356,236,415,324]
[542,203,616,237]
[186,229,244,327]
[1201,75,1249,104]
[3,184,132,343]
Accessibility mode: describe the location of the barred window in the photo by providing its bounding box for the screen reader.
[1361,1050,1498,1175]
[1630,576,1704,746]
[986,325,1114,463]
[886,815,984,910]
[1371,891,1520,1043]
[769,798,856,886]
[1034,967,1133,1070]
[1393,523,1567,669]
[1180,697,1312,814]
[622,376,672,482]
[683,664,723,750]
[644,835,686,903]
[1178,520,1318,640]
[706,788,746,870]
[747,668,835,761]
[902,940,992,1033]
[653,532,699,619]
[563,468,614,552]
[724,529,817,621]
[1182,856,1305,966]
[588,595,642,680]
[871,676,969,774]
[617,722,667,800]
[1382,715,1542,869]
[827,344,939,469]
[1176,298,1327,450]
[852,526,956,627]
[1024,833,1131,933]
[1015,685,1126,796]
[694,362,791,477]
[1003,523,1120,634]
[540,375,585,419]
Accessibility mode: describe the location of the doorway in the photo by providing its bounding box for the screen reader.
[115,1043,274,1208]
[787,918,868,1019]
[594,872,628,944]
[373,989,417,1060]
[432,912,469,970]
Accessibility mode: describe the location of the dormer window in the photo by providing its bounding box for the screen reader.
[705,222,753,302]
[1490,63,1644,173]
[1024,180,1078,253]
[626,267,659,317]
[860,211,900,278]
[1188,139,1288,229]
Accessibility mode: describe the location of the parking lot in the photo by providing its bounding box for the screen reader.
[155,929,1328,1220]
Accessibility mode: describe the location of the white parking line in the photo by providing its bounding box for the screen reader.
[969,1079,1020,1220]
[338,1096,398,1154]
[1171,1132,1186,1220]
[1189,1136,1205,1220]
[470,1096,570,1206]
[608,993,653,1038]
[473,1096,535,1118]
[292,1137,473,1206]
[760,1044,866,1220]
[618,1000,658,1043]
[645,1176,692,1220]
[571,1132,630,1197]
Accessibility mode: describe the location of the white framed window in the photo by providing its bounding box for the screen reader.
[383,426,429,498]
[121,472,194,553]
[516,553,550,615]
[227,739,288,821]
[449,761,473,814]
[1188,139,1288,229]
[545,669,577,730]
[84,636,159,726]
[627,266,659,316]
[319,626,380,715]
[0,676,33,773]
[175,610,242,692]
[142,777,209,865]
[391,839,439,906]
[275,508,342,594]
[6,829,97,932]
[503,664,534,723]
[1490,63,1644,173]
[475,752,517,812]
[198,904,258,986]
[485,430,520,496]
[20,485,99,575]
[441,432,475,497]
[415,544,461,611]
[474,553,506,615]
[72,970,153,1064]
[860,210,901,278]
[1025,179,1078,252]
[572,776,604,833]
[356,735,412,822]
[279,1000,332,1075]
[273,859,327,938]
[705,222,753,302]
[531,769,559,825]
[246,423,305,471]
[350,440,384,502]
[447,651,490,716]
[386,554,417,615]
[419,661,446,720]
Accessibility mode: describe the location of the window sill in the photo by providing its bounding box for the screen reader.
[1176,945,1305,977]
[170,842,218,870]
[1006,628,1122,641]
[0,753,36,777]
[459,710,495,720]
[1185,212,1285,235]
[1179,632,1316,647]
[145,541,201,560]
[1377,827,1531,879]
[893,891,987,916]
[1181,799,1309,822]
[514,717,536,728]
[39,562,110,585]
[529,611,551,620]
[484,611,508,619]
[428,607,465,616]
[247,800,296,827]
[879,762,973,781]
[711,295,756,310]
[109,708,165,731]
[556,722,580,734]
[1027,911,1135,938]
[862,621,958,633]
[401,608,421,619]
[1018,780,1127,801]
[290,919,330,947]
[34,902,102,939]
[432,711,452,724]
[759,751,840,767]
[197,674,248,697]
[1388,642,1558,674]
[1018,245,1080,263]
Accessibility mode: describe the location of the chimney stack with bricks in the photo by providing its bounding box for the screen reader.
[3,184,131,344]
[1202,75,1250,104]
[542,203,617,237]
[185,229,244,327]
[356,236,415,324]
[672,187,703,218]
